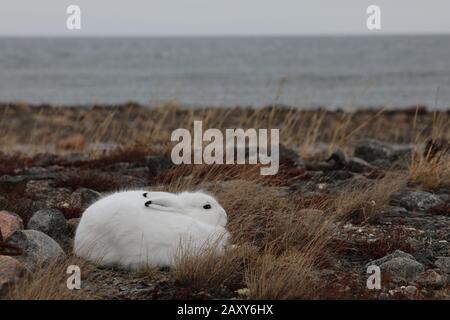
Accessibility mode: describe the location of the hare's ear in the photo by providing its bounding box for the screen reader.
[144,196,179,209]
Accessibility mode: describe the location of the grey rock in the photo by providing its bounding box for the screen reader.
[380,257,424,281]
[370,159,393,169]
[416,270,447,288]
[326,149,347,169]
[366,250,415,268]
[71,188,101,209]
[347,157,374,173]
[27,209,69,247]
[385,206,409,216]
[354,138,393,163]
[390,147,414,162]
[366,250,424,282]
[396,191,443,212]
[145,155,173,175]
[279,144,304,167]
[6,230,65,271]
[435,257,450,274]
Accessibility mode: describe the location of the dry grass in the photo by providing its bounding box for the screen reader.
[162,175,336,299]
[409,152,450,191]
[4,256,95,300]
[332,172,408,223]
[244,250,322,299]
[173,243,258,292]
[1,103,448,157]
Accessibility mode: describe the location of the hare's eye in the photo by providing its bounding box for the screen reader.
[203,204,212,209]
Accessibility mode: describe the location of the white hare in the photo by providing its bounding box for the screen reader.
[73,190,229,269]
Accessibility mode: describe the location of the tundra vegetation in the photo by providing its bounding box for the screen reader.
[0,102,449,299]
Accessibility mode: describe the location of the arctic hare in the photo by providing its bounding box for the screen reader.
[73,190,229,269]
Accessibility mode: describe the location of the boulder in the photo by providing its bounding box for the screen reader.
[70,188,101,209]
[347,157,374,173]
[0,211,24,238]
[145,155,173,176]
[6,230,65,271]
[379,257,424,282]
[366,250,424,282]
[27,209,69,247]
[0,256,26,296]
[396,191,443,212]
[354,138,393,163]
[434,257,450,274]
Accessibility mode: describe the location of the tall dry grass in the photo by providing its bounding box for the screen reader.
[4,256,95,300]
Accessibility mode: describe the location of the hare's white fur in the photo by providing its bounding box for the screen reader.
[73,190,229,269]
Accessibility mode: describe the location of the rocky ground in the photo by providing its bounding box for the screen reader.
[1,104,450,299]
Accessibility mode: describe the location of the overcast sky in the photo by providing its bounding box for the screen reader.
[1,0,450,36]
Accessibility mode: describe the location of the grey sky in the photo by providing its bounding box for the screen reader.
[1,0,449,36]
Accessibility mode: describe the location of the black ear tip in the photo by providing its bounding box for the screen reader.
[143,192,148,198]
[145,200,152,207]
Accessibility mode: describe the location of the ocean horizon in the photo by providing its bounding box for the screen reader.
[1,35,449,110]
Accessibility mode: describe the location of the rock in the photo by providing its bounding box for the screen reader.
[366,250,416,268]
[27,209,69,247]
[354,138,393,163]
[326,149,347,169]
[370,159,392,169]
[0,211,24,239]
[396,191,443,212]
[416,270,447,288]
[15,166,61,180]
[67,218,80,237]
[434,257,450,274]
[144,155,173,176]
[385,206,409,216]
[366,250,424,281]
[279,144,304,167]
[6,230,65,271]
[390,147,413,162]
[347,157,374,173]
[379,257,424,282]
[0,256,26,296]
[403,285,418,295]
[0,175,27,193]
[70,188,101,209]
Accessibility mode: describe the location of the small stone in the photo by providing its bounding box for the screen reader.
[71,188,101,209]
[0,256,26,296]
[379,257,424,282]
[396,191,443,212]
[6,230,65,271]
[416,270,447,288]
[354,138,393,163]
[434,257,450,274]
[347,157,374,173]
[404,285,418,295]
[0,211,24,239]
[366,249,415,268]
[27,209,69,247]
[144,155,173,176]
